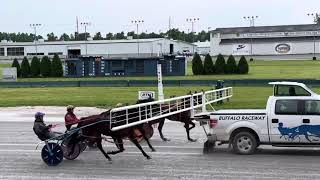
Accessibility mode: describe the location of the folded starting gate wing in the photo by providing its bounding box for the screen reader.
[110,87,232,131]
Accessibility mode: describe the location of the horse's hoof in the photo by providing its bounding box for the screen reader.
[146,156,152,160]
[188,138,197,142]
[151,149,156,152]
[163,138,171,142]
[107,158,112,163]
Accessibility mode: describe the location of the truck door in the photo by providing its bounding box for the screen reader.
[269,99,303,143]
[300,100,320,143]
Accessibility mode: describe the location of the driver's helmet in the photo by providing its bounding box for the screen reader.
[35,112,45,118]
[67,105,75,111]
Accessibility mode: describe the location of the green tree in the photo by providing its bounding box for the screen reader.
[106,33,114,40]
[47,32,58,41]
[20,57,30,78]
[215,54,226,74]
[225,55,237,74]
[238,56,249,74]
[59,33,71,41]
[192,53,204,75]
[51,54,63,77]
[203,54,215,74]
[114,32,126,39]
[40,56,51,77]
[93,32,104,40]
[11,58,21,77]
[30,56,40,77]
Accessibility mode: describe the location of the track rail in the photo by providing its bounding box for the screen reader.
[110,87,233,131]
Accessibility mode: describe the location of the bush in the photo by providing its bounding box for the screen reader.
[20,57,30,78]
[215,54,226,74]
[40,56,51,77]
[30,56,41,77]
[192,53,204,75]
[203,54,215,74]
[238,56,249,74]
[225,55,237,74]
[51,54,63,77]
[11,58,21,77]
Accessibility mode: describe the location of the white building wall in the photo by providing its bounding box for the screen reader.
[0,38,195,62]
[211,30,320,57]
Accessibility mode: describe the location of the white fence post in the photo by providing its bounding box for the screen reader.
[190,95,194,118]
[202,91,206,113]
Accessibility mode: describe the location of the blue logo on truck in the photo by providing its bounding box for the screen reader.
[278,122,320,142]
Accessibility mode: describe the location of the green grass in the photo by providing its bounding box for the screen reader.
[1,86,319,108]
[1,60,320,82]
[6,60,320,82]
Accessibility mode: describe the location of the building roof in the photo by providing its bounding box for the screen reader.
[193,41,210,48]
[0,38,196,47]
[0,38,163,46]
[212,24,320,34]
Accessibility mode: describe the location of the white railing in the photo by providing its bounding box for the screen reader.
[110,87,233,131]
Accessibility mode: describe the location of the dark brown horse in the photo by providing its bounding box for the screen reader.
[76,110,155,162]
[137,93,198,142]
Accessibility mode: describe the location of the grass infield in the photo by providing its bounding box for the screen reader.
[2,86,318,108]
[0,60,318,82]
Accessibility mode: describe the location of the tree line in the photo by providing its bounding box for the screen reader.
[0,28,210,43]
[12,54,63,78]
[192,54,249,75]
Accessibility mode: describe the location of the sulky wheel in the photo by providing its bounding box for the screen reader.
[61,142,81,160]
[41,142,64,166]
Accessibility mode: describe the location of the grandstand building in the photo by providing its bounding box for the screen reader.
[0,38,195,62]
[210,24,320,59]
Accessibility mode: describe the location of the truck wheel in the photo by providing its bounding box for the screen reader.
[232,131,257,155]
[203,140,215,154]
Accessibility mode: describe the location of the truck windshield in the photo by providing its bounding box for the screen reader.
[275,85,311,96]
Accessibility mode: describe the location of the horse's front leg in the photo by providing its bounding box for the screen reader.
[107,137,125,155]
[184,121,197,142]
[96,138,112,162]
[158,119,170,141]
[139,126,156,152]
[129,134,151,159]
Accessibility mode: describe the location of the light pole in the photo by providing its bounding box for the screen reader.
[243,16,258,60]
[80,22,91,56]
[186,18,200,54]
[132,20,144,57]
[30,24,42,56]
[307,13,318,60]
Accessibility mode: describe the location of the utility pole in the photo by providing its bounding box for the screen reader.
[186,18,200,54]
[30,24,42,57]
[76,16,79,40]
[169,16,171,39]
[307,13,319,60]
[243,16,258,60]
[80,22,90,56]
[132,20,144,57]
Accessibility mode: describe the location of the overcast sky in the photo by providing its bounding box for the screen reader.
[1,0,320,36]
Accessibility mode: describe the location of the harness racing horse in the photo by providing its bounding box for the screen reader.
[137,92,199,142]
[76,110,155,162]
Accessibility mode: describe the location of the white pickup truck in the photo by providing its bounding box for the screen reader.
[195,82,320,155]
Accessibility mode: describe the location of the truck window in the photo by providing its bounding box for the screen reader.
[305,100,320,115]
[275,85,311,96]
[275,100,299,115]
